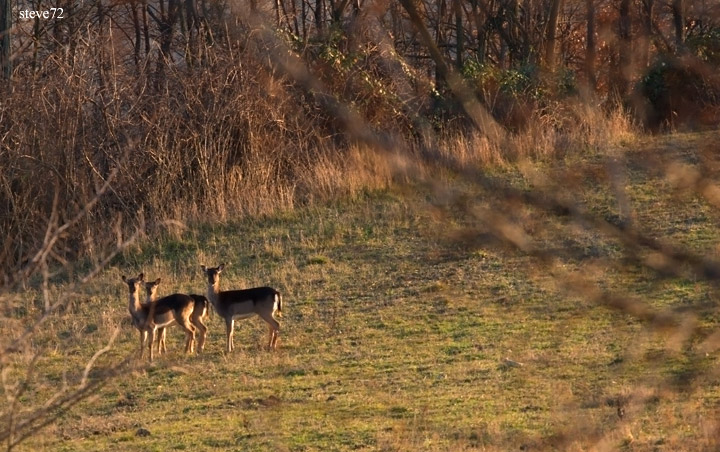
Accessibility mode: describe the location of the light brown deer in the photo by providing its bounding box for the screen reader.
[200,263,283,352]
[144,278,210,354]
[121,273,197,362]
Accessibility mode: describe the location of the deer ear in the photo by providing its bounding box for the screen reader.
[121,275,127,282]
[138,273,144,281]
[154,278,161,284]
[218,263,226,271]
[201,265,207,272]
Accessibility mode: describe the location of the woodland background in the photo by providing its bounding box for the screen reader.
[1,0,719,283]
[2,0,720,449]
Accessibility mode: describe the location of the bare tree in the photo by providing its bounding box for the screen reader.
[639,0,654,70]
[1,0,11,80]
[618,0,632,96]
[585,0,597,90]
[672,0,685,51]
[454,0,464,69]
[544,0,564,70]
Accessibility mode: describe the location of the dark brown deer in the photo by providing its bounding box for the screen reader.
[145,278,210,354]
[121,273,196,362]
[200,263,282,351]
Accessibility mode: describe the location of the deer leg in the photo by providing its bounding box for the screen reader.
[259,312,280,350]
[156,328,161,355]
[157,327,166,355]
[267,324,275,349]
[225,318,234,352]
[179,319,195,354]
[186,323,195,354]
[139,330,148,358]
[271,328,279,349]
[148,328,155,362]
[193,315,208,353]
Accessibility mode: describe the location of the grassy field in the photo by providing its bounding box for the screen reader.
[6,130,720,451]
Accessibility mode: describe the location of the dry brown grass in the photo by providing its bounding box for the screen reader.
[0,27,636,288]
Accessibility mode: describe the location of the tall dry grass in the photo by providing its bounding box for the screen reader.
[0,14,637,288]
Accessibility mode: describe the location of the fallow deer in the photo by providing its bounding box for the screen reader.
[121,273,197,362]
[200,263,283,352]
[145,278,210,354]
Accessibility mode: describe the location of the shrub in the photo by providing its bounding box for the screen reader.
[633,54,720,131]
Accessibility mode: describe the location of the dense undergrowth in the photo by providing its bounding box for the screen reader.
[0,11,643,287]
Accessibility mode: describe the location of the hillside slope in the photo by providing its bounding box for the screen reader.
[7,130,720,451]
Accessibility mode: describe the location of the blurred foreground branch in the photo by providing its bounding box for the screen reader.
[0,156,144,451]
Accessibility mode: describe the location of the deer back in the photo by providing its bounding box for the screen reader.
[217,286,278,318]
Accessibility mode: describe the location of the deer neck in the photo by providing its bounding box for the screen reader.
[128,290,144,318]
[207,281,221,308]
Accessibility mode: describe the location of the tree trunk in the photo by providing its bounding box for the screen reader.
[143,0,151,56]
[585,0,596,90]
[671,0,684,52]
[301,0,307,40]
[291,0,300,38]
[506,0,518,66]
[315,0,324,35]
[0,0,11,80]
[521,0,532,63]
[132,2,141,68]
[544,0,563,70]
[185,0,199,35]
[617,0,631,96]
[469,0,487,64]
[639,0,654,69]
[454,0,463,69]
[149,0,179,88]
[436,0,447,87]
[160,0,179,59]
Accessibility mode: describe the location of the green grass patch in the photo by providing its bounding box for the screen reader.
[7,131,720,451]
